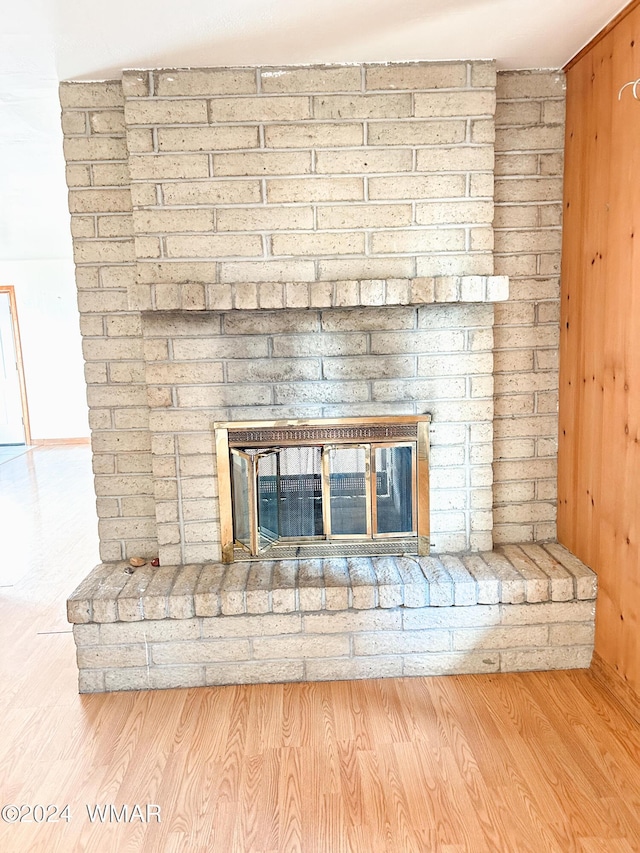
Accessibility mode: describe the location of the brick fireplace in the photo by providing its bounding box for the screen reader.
[61,61,596,692]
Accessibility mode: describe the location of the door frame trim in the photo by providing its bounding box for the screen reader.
[0,286,31,445]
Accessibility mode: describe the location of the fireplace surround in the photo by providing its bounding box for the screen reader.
[140,294,499,563]
[61,61,596,692]
[60,60,567,564]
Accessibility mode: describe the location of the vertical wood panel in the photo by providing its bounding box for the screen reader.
[559,2,640,697]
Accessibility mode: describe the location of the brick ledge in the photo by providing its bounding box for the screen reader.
[67,543,596,625]
[128,275,509,313]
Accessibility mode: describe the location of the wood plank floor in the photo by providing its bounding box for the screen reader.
[1,447,639,852]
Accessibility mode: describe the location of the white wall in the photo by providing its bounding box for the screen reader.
[0,42,89,441]
[0,259,89,440]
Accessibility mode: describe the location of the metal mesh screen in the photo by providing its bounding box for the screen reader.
[256,446,323,539]
[280,446,323,537]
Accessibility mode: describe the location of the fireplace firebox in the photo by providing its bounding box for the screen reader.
[215,416,431,562]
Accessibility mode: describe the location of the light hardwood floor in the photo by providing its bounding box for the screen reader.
[1,446,639,852]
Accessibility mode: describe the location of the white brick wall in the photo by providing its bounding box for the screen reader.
[60,64,566,563]
[61,81,158,562]
[142,304,494,563]
[493,71,565,544]
[121,61,496,308]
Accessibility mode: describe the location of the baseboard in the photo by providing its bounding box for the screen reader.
[590,652,640,723]
[32,437,91,446]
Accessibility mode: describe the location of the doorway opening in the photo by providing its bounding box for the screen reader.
[0,286,31,446]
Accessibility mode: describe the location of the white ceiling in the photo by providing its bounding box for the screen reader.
[12,0,631,79]
[0,0,631,262]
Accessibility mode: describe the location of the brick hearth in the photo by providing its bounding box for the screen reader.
[69,544,596,693]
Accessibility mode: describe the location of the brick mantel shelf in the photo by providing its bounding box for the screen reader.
[131,275,509,313]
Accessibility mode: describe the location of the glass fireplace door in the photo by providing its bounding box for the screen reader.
[232,446,326,555]
[277,446,324,539]
[373,444,415,536]
[256,450,280,550]
[324,444,371,538]
[230,449,254,553]
[257,446,324,547]
[218,415,430,561]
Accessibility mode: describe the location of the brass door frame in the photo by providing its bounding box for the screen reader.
[229,448,258,556]
[216,426,234,563]
[215,415,431,562]
[417,419,430,556]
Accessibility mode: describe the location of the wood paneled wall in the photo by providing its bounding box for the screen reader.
[559,1,640,697]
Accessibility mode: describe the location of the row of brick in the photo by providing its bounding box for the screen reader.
[71,590,594,693]
[61,64,497,107]
[67,544,596,624]
[71,202,495,234]
[75,641,594,693]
